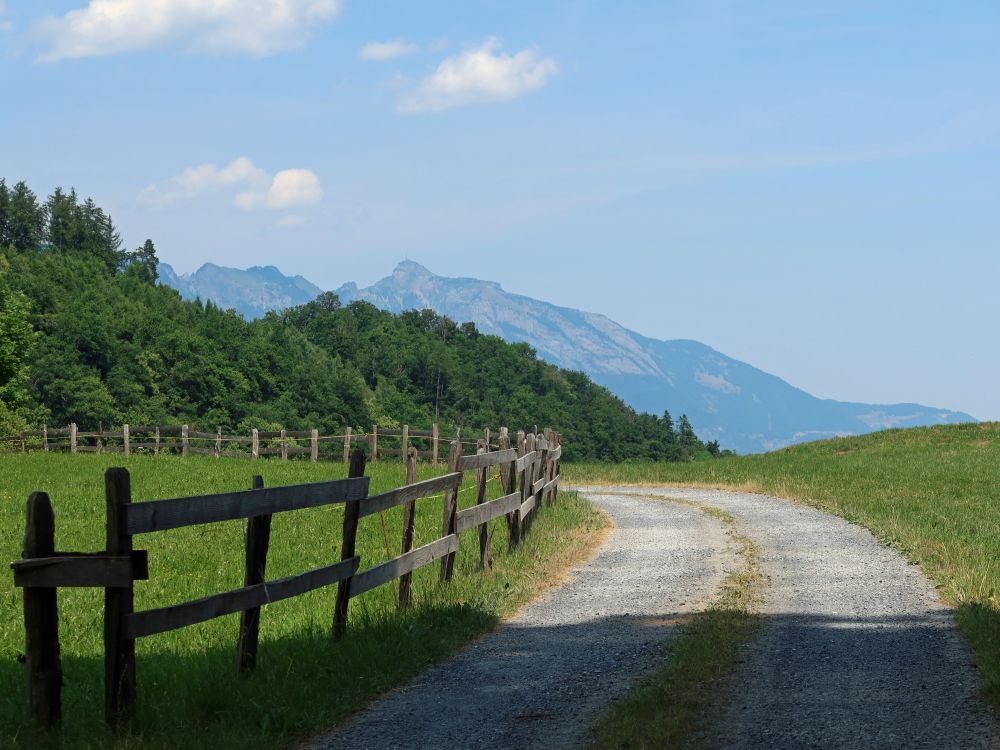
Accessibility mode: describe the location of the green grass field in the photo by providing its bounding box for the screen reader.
[1,452,604,750]
[569,421,1000,713]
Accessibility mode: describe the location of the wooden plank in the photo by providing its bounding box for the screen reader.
[514,450,537,472]
[125,557,359,639]
[533,477,546,495]
[545,445,561,462]
[12,553,147,588]
[458,448,518,471]
[188,430,217,440]
[334,451,367,640]
[236,476,270,673]
[104,468,136,723]
[284,430,313,438]
[22,492,62,727]
[543,476,559,494]
[376,427,404,437]
[351,535,458,598]
[408,429,435,438]
[519,495,536,518]
[359,472,462,519]
[455,492,521,534]
[127,476,370,534]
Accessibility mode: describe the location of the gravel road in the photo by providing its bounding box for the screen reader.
[585,487,998,750]
[309,488,998,749]
[309,492,733,750]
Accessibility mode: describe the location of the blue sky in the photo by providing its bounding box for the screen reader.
[2,1,999,419]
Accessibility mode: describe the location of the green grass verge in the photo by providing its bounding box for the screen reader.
[590,499,766,749]
[1,453,606,749]
[569,422,1000,712]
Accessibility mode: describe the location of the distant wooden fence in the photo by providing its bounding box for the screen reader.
[0,421,514,467]
[11,430,562,727]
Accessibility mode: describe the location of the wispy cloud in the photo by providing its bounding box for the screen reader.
[359,39,417,61]
[140,157,323,212]
[36,0,341,62]
[0,1,10,34]
[398,38,558,114]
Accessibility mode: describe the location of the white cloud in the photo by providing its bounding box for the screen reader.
[37,0,341,62]
[141,158,323,211]
[359,39,417,61]
[236,169,324,210]
[0,1,10,33]
[399,38,557,114]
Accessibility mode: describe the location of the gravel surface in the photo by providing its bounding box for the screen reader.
[587,487,998,750]
[310,487,998,749]
[309,492,732,750]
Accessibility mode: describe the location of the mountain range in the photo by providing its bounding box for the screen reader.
[159,262,322,319]
[159,259,975,453]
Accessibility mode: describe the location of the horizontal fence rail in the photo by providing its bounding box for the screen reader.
[10,426,562,729]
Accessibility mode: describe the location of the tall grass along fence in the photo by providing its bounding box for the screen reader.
[0,422,516,466]
[10,429,562,728]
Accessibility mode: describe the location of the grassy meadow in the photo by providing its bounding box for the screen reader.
[1,452,605,749]
[569,421,1000,712]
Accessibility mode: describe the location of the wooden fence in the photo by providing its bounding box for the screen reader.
[11,430,562,727]
[0,422,515,467]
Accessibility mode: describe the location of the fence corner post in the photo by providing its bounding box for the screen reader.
[23,491,62,727]
[104,467,136,723]
[334,450,367,640]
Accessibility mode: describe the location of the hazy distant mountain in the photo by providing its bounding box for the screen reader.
[159,262,322,319]
[336,261,976,453]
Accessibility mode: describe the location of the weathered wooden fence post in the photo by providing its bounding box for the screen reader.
[69,423,77,453]
[251,428,259,459]
[154,426,160,455]
[334,450,366,640]
[474,440,491,570]
[181,425,189,457]
[398,447,418,609]
[369,425,378,462]
[343,426,352,464]
[401,425,409,466]
[280,429,288,461]
[431,422,439,467]
[42,426,49,453]
[440,440,461,582]
[19,431,25,452]
[22,492,62,726]
[104,468,136,723]
[122,424,130,456]
[310,429,319,462]
[214,428,222,458]
[522,433,537,537]
[97,422,104,454]
[237,475,271,673]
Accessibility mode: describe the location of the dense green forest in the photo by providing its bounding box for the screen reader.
[0,179,724,461]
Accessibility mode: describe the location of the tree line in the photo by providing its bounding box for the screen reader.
[0,179,729,462]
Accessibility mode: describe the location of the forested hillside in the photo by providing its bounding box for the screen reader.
[0,180,720,461]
